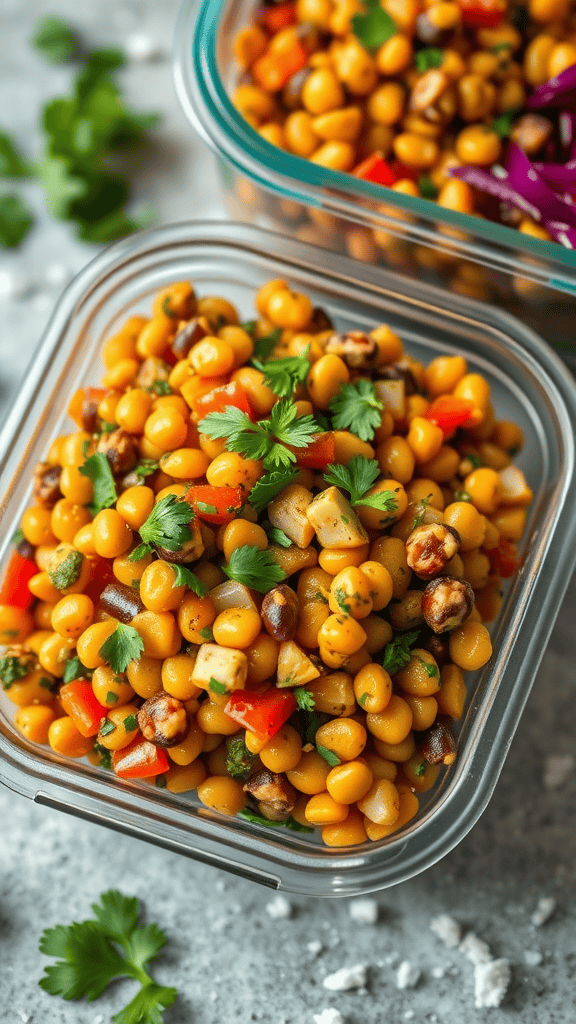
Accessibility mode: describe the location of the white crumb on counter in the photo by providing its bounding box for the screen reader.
[44,263,73,289]
[432,966,446,979]
[404,1011,415,1020]
[524,950,543,967]
[124,33,163,61]
[91,1016,104,1024]
[0,269,33,300]
[474,959,511,1008]
[430,914,462,947]
[323,965,367,991]
[308,939,324,957]
[266,894,292,920]
[543,755,574,790]
[532,897,556,927]
[313,1009,345,1024]
[349,898,378,925]
[396,961,421,989]
[460,932,493,965]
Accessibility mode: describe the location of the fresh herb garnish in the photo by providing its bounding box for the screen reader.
[415,47,444,73]
[11,527,25,546]
[242,323,282,361]
[491,41,512,54]
[63,655,89,683]
[293,687,315,711]
[93,742,112,769]
[225,735,254,778]
[99,720,116,737]
[128,494,195,561]
[106,691,119,704]
[352,0,397,50]
[412,496,430,529]
[264,524,293,548]
[358,693,369,708]
[79,452,117,516]
[414,760,428,777]
[238,808,313,832]
[381,631,419,674]
[491,110,520,138]
[0,192,35,248]
[38,889,177,1021]
[223,545,285,594]
[418,173,439,200]
[199,400,320,472]
[249,468,299,515]
[0,132,32,178]
[133,460,159,480]
[454,490,472,503]
[31,15,78,63]
[252,349,311,399]
[123,714,138,732]
[329,379,383,442]
[209,677,228,695]
[39,677,58,693]
[324,456,398,514]
[48,550,84,591]
[99,623,144,673]
[418,656,438,678]
[168,563,208,597]
[316,744,341,767]
[149,380,172,396]
[199,626,214,641]
[0,656,29,689]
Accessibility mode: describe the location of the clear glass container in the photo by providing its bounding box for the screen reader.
[173,0,576,366]
[1,220,576,896]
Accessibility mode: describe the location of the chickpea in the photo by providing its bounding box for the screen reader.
[367,82,406,125]
[302,68,345,115]
[353,662,392,714]
[456,125,502,166]
[449,621,492,670]
[393,133,439,168]
[315,717,367,762]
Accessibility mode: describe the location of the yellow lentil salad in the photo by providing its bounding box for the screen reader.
[232,0,576,247]
[0,278,533,847]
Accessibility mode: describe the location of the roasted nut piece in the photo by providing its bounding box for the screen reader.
[406,523,460,579]
[377,361,419,395]
[156,518,205,564]
[421,630,450,667]
[243,767,297,821]
[100,582,145,624]
[261,584,300,642]
[80,391,101,433]
[171,318,208,359]
[97,428,138,475]
[309,306,334,333]
[511,114,553,156]
[135,357,170,391]
[421,575,474,634]
[325,330,379,370]
[411,70,450,113]
[137,691,188,748]
[33,462,62,508]
[282,67,311,109]
[420,715,457,765]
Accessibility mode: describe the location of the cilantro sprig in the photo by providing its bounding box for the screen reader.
[0,193,35,248]
[167,563,208,597]
[381,631,419,674]
[79,452,117,516]
[38,889,177,1023]
[415,47,444,73]
[63,655,89,683]
[252,349,311,399]
[317,744,341,767]
[0,655,29,689]
[0,132,32,178]
[490,110,521,139]
[352,0,397,50]
[249,468,299,515]
[242,322,282,361]
[199,400,320,472]
[223,544,285,593]
[324,456,398,515]
[129,494,195,561]
[329,379,383,442]
[226,735,254,779]
[99,623,144,673]
[294,687,315,711]
[238,808,313,832]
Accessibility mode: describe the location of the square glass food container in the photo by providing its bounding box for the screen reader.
[1,220,576,897]
[173,0,576,366]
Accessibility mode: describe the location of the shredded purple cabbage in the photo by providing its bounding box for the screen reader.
[527,63,576,110]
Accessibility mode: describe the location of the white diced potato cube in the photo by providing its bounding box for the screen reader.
[498,465,533,506]
[306,486,368,549]
[268,483,316,549]
[191,643,247,693]
[277,640,321,688]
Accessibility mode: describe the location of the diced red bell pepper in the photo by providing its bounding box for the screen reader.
[259,1,297,33]
[489,536,520,579]
[425,396,476,436]
[186,484,246,525]
[287,431,335,469]
[112,738,169,779]
[68,387,107,430]
[60,680,108,738]
[193,381,254,421]
[225,689,297,742]
[0,550,38,610]
[83,557,114,605]
[353,152,398,188]
[253,40,307,92]
[388,160,419,183]
[457,0,505,28]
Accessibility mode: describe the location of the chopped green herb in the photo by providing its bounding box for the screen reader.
[209,677,228,695]
[128,493,195,561]
[412,496,431,529]
[195,502,218,515]
[454,490,472,503]
[123,714,138,732]
[99,720,116,737]
[133,460,159,480]
[95,422,117,437]
[225,735,254,778]
[316,744,341,767]
[249,468,299,515]
[79,452,117,516]
[414,760,428,777]
[38,889,177,1020]
[48,550,84,591]
[358,693,369,709]
[106,691,119,704]
[99,623,144,674]
[149,380,172,395]
[418,657,438,678]
[252,348,311,399]
[293,687,315,711]
[334,587,351,615]
[0,655,29,689]
[242,323,282,361]
[329,379,383,442]
[199,400,320,472]
[491,110,521,139]
[491,41,512,54]
[418,173,439,200]
[266,525,293,548]
[415,47,444,72]
[381,631,419,674]
[39,677,58,693]
[0,192,35,248]
[168,563,208,597]
[199,626,214,641]
[237,808,313,832]
[324,457,398,515]
[11,527,25,546]
[467,452,483,469]
[223,544,285,594]
[93,742,112,769]
[63,656,88,683]
[31,15,78,63]
[0,132,32,178]
[352,0,397,51]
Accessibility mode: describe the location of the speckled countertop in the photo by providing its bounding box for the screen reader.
[1,2,575,1022]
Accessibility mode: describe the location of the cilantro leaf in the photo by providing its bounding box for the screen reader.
[249,468,299,515]
[415,47,444,73]
[200,400,320,472]
[0,192,34,248]
[268,401,320,449]
[0,655,29,689]
[223,544,285,593]
[129,494,195,560]
[149,380,172,396]
[242,323,282,361]
[317,744,341,767]
[329,379,383,442]
[352,0,397,50]
[252,349,311,399]
[133,460,159,480]
[381,631,419,674]
[293,687,315,711]
[491,110,520,139]
[99,623,144,673]
[209,677,228,695]
[31,15,79,64]
[39,890,177,1022]
[48,549,84,591]
[324,457,398,515]
[79,452,117,516]
[167,563,208,597]
[0,132,32,178]
[266,525,293,547]
[226,735,254,778]
[11,527,24,545]
[418,173,439,200]
[62,655,89,683]
[237,808,314,832]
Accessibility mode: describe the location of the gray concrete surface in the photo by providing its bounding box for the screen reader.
[1,1,575,1022]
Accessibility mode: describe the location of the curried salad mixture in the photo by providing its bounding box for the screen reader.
[232,0,576,248]
[0,278,532,846]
